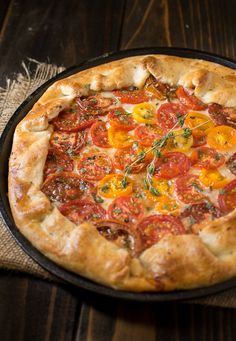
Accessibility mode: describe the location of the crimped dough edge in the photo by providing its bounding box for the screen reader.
[8,54,236,292]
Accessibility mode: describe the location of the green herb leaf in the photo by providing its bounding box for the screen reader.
[182,128,192,138]
[121,178,128,189]
[149,186,161,196]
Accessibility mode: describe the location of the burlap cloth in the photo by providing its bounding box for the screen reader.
[1,60,236,308]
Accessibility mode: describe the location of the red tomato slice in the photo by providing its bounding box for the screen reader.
[50,130,87,155]
[192,134,207,147]
[59,199,106,224]
[138,215,185,248]
[191,146,225,169]
[108,196,144,224]
[113,89,149,104]
[44,149,74,178]
[208,103,236,129]
[77,152,113,181]
[90,121,110,148]
[95,220,143,255]
[134,124,163,147]
[77,95,115,114]
[156,103,187,130]
[218,179,236,213]
[108,108,136,131]
[52,108,96,132]
[113,146,148,174]
[181,202,222,226]
[176,86,207,110]
[41,172,93,203]
[227,152,236,176]
[175,174,205,204]
[154,152,191,179]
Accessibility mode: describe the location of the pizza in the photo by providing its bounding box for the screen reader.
[8,54,236,292]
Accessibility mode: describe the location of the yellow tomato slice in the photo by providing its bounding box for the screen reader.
[155,195,180,215]
[207,125,236,151]
[145,178,173,202]
[132,102,156,124]
[97,174,133,198]
[108,127,133,148]
[165,129,193,152]
[185,112,214,137]
[145,86,165,100]
[199,169,229,189]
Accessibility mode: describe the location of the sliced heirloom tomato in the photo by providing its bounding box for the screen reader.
[113,145,149,174]
[90,121,110,148]
[190,146,225,169]
[97,174,133,198]
[95,220,143,256]
[41,172,93,203]
[218,179,236,213]
[108,127,133,148]
[185,112,214,137]
[208,103,236,129]
[59,199,106,224]
[181,202,222,227]
[77,94,115,115]
[145,178,173,202]
[50,130,87,155]
[207,125,236,151]
[144,77,177,101]
[132,102,156,124]
[176,86,207,110]
[154,152,191,179]
[156,103,187,131]
[199,169,228,189]
[134,124,163,147]
[108,196,144,224]
[113,89,149,104]
[108,108,136,131]
[165,129,193,152]
[227,152,236,176]
[44,149,74,178]
[155,195,180,215]
[175,174,205,204]
[77,152,113,181]
[137,215,185,248]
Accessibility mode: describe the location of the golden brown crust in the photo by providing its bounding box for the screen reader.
[8,54,236,291]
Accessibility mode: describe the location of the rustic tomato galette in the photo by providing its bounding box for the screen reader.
[8,55,236,291]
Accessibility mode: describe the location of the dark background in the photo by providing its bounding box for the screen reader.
[0,0,236,340]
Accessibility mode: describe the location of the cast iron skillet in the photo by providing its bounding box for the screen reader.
[1,47,236,302]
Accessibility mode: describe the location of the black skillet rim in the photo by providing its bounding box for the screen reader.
[1,47,236,302]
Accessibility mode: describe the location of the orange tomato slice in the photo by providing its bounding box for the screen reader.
[199,169,229,189]
[165,129,193,152]
[155,195,180,215]
[97,174,133,198]
[207,125,236,151]
[185,112,214,137]
[108,127,133,148]
[145,178,173,202]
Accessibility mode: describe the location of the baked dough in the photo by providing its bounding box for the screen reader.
[8,55,236,291]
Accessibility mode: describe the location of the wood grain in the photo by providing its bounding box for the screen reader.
[0,0,236,340]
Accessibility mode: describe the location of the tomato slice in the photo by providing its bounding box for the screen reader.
[144,76,177,101]
[185,112,214,137]
[113,145,148,174]
[95,220,143,256]
[208,103,236,129]
[90,121,110,148]
[165,129,193,152]
[155,195,180,215]
[41,172,93,203]
[218,179,236,213]
[154,152,191,179]
[175,174,205,204]
[156,103,187,130]
[44,149,74,178]
[227,152,236,176]
[97,174,133,198]
[50,130,87,155]
[108,108,136,131]
[132,102,156,124]
[192,134,207,147]
[108,196,144,224]
[176,86,207,110]
[137,215,185,248]
[77,152,113,181]
[199,169,228,189]
[181,202,222,226]
[59,199,106,224]
[113,89,149,104]
[108,127,133,148]
[77,95,115,115]
[134,124,163,147]
[145,178,173,202]
[190,146,225,169]
[207,125,236,151]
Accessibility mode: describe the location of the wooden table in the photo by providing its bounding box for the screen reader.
[0,1,236,340]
